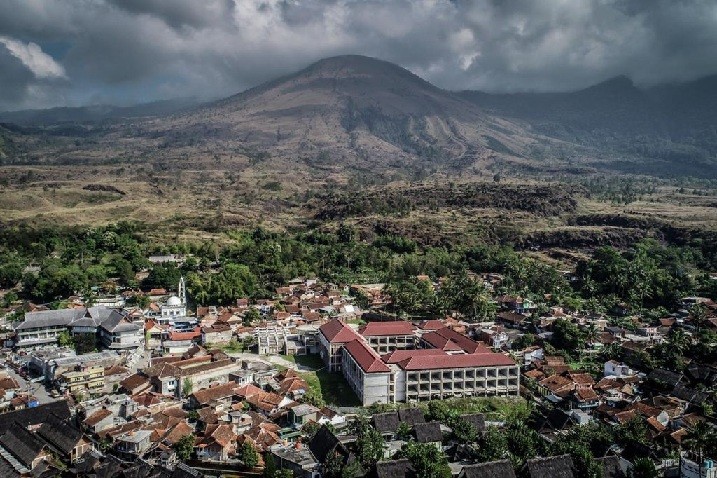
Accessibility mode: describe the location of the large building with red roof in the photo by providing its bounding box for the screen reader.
[318,319,361,372]
[329,320,520,405]
[357,321,417,354]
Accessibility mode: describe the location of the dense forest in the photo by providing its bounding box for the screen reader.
[0,222,715,315]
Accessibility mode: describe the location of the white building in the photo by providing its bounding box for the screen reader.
[341,339,392,405]
[680,455,717,478]
[340,332,520,405]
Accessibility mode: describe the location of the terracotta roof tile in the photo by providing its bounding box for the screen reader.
[319,319,360,343]
[358,321,415,337]
[343,339,391,373]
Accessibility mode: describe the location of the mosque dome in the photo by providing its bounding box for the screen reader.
[166,296,182,306]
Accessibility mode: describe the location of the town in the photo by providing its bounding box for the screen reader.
[0,234,715,478]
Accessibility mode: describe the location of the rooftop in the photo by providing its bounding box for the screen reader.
[358,321,415,337]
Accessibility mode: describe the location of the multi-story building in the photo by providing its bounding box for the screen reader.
[99,311,143,349]
[144,353,244,397]
[383,349,520,402]
[318,320,361,372]
[15,309,85,348]
[14,307,142,350]
[339,323,520,405]
[358,321,416,354]
[342,339,392,405]
[58,366,105,394]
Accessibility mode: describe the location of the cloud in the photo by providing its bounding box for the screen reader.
[0,0,716,110]
[0,36,66,79]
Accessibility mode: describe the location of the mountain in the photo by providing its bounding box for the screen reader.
[3,55,717,178]
[459,75,717,176]
[131,55,534,173]
[0,98,199,126]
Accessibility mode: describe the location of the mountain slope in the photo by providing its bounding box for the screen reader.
[459,76,717,176]
[138,55,534,172]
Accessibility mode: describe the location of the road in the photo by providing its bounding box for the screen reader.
[3,366,57,405]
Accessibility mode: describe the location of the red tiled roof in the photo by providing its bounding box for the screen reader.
[319,319,360,344]
[168,327,201,341]
[382,349,446,364]
[419,319,444,331]
[190,382,238,405]
[421,332,464,352]
[84,408,112,427]
[424,327,491,354]
[358,321,415,337]
[395,352,515,371]
[343,339,391,373]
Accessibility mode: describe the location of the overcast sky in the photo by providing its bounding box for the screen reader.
[1,0,716,111]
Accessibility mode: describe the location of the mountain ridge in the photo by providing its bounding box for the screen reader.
[1,55,716,178]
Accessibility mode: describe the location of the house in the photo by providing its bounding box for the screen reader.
[119,373,152,396]
[269,443,321,478]
[526,454,575,478]
[374,459,415,478]
[201,324,233,345]
[308,425,350,466]
[57,365,104,395]
[99,311,143,349]
[381,348,520,402]
[83,408,115,433]
[37,414,93,463]
[115,429,153,458]
[412,422,443,446]
[604,361,634,378]
[460,460,516,478]
[419,327,491,354]
[288,403,320,428]
[197,424,237,462]
[188,382,238,409]
[372,412,401,439]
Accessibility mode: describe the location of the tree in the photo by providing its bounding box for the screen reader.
[690,303,709,332]
[630,458,658,478]
[451,419,478,443]
[58,330,74,348]
[353,417,384,468]
[476,427,508,462]
[400,441,451,478]
[133,293,150,309]
[396,421,413,441]
[263,453,278,478]
[174,434,195,461]
[301,421,321,439]
[436,272,496,321]
[182,378,193,397]
[323,450,345,478]
[685,421,717,478]
[240,442,259,469]
[244,308,261,326]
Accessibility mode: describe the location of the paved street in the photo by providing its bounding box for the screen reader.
[3,365,57,405]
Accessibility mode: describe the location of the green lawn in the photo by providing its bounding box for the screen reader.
[281,354,360,407]
[279,354,324,369]
[304,368,361,407]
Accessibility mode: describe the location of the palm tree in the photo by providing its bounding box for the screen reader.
[685,421,717,478]
[690,303,709,333]
[667,328,691,356]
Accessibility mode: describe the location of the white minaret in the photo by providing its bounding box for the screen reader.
[178,276,187,306]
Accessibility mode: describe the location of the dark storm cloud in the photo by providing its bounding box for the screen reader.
[0,0,716,110]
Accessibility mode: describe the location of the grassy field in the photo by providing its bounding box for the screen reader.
[281,354,361,407]
[368,396,532,422]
